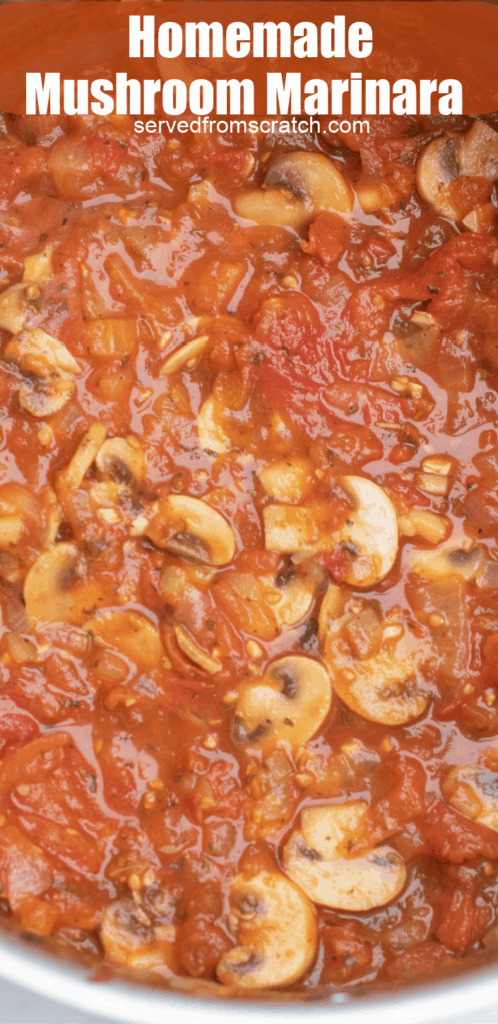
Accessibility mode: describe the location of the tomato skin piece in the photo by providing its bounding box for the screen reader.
[385,940,448,980]
[0,733,71,793]
[301,213,348,265]
[436,890,492,951]
[254,291,323,363]
[347,232,497,341]
[178,917,232,979]
[368,755,428,846]
[0,694,39,754]
[424,803,498,863]
[0,826,53,912]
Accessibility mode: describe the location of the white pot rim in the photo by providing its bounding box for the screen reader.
[0,931,497,1024]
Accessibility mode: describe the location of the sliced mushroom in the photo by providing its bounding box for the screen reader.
[216,870,317,989]
[172,622,222,674]
[283,803,406,912]
[101,897,176,972]
[235,152,352,231]
[416,135,463,218]
[160,334,208,376]
[95,436,146,488]
[23,542,105,624]
[443,765,498,831]
[0,282,40,335]
[215,568,314,641]
[417,121,498,218]
[18,375,75,418]
[197,396,230,455]
[145,495,236,566]
[338,476,398,587]
[85,610,164,672]
[398,508,450,546]
[458,120,498,180]
[56,424,107,496]
[6,328,80,376]
[259,455,314,504]
[231,654,332,751]
[321,591,432,726]
[6,327,80,419]
[264,477,398,588]
[408,542,485,583]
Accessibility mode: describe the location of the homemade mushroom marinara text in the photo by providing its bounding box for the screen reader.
[0,112,498,993]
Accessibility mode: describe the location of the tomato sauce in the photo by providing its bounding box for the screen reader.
[0,109,497,994]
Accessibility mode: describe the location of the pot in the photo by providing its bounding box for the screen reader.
[0,928,497,1024]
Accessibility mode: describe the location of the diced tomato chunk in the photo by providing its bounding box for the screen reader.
[424,803,498,863]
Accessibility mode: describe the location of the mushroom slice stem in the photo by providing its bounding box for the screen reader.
[339,475,398,587]
[231,654,332,751]
[283,804,407,912]
[197,396,230,456]
[145,495,236,567]
[95,436,146,487]
[216,870,317,989]
[56,423,107,496]
[407,541,485,583]
[23,542,105,625]
[263,476,398,588]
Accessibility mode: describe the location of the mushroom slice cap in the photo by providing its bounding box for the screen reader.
[339,476,398,587]
[283,804,406,912]
[416,135,460,217]
[231,654,332,751]
[85,609,164,672]
[197,396,230,455]
[95,436,146,487]
[264,152,353,217]
[19,376,75,418]
[443,765,498,832]
[7,327,80,376]
[23,542,105,625]
[216,870,317,989]
[145,495,236,566]
[101,897,176,972]
[214,569,314,641]
[234,153,352,231]
[322,606,431,726]
[263,571,314,632]
[458,120,498,180]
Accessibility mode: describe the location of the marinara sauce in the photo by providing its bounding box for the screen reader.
[0,110,497,994]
